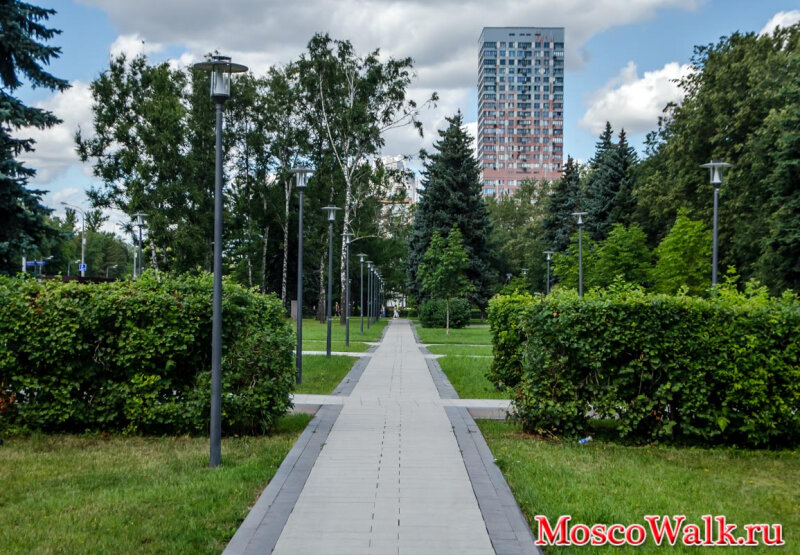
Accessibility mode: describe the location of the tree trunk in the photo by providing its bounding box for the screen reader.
[339,175,352,325]
[261,224,269,291]
[149,239,159,273]
[446,297,450,336]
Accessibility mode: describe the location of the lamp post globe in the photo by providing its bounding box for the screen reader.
[321,206,341,357]
[700,160,732,288]
[291,167,313,384]
[571,212,587,298]
[193,55,248,469]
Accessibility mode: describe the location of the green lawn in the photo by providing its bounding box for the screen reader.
[298,317,387,343]
[295,354,358,394]
[415,325,492,345]
[479,420,800,553]
[301,339,371,353]
[0,415,311,554]
[427,344,494,356]
[438,356,508,399]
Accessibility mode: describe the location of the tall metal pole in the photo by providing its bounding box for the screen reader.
[700,160,731,290]
[572,213,586,298]
[712,185,719,288]
[367,264,373,328]
[80,213,86,277]
[209,100,224,468]
[137,224,143,278]
[326,217,334,358]
[544,251,553,294]
[358,255,365,334]
[296,186,305,384]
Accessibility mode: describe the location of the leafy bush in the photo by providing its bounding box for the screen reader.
[419,298,470,328]
[505,286,800,448]
[0,272,293,435]
[487,292,536,389]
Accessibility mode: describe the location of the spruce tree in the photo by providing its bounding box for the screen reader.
[542,155,581,253]
[583,122,620,241]
[0,1,69,272]
[607,129,638,228]
[407,112,496,308]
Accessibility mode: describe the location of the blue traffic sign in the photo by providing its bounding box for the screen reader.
[79,263,87,272]
[25,261,36,267]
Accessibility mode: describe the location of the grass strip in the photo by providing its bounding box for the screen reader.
[479,420,800,553]
[427,344,494,356]
[0,415,311,554]
[295,355,358,394]
[438,356,508,399]
[415,326,492,345]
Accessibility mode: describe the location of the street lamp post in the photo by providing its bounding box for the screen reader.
[700,160,732,288]
[133,212,147,279]
[357,254,366,334]
[572,212,587,297]
[322,206,341,357]
[291,168,312,384]
[544,251,554,294]
[343,232,353,347]
[193,55,248,469]
[61,202,86,277]
[105,264,118,278]
[366,262,373,327]
[67,259,80,277]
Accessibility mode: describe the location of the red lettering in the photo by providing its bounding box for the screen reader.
[743,524,761,546]
[763,524,784,546]
[714,516,737,545]
[534,515,570,546]
[625,524,646,546]
[590,524,607,546]
[607,524,626,546]
[569,524,590,546]
[702,515,715,545]
[645,515,684,546]
[682,523,702,545]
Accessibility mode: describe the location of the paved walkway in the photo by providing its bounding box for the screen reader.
[226,319,537,555]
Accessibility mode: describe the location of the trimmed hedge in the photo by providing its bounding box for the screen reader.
[493,287,800,448]
[419,298,470,328]
[0,273,294,435]
[487,291,536,389]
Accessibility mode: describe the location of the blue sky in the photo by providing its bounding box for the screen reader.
[17,1,800,225]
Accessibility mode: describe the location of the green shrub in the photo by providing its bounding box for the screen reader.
[0,272,293,435]
[509,286,800,448]
[419,298,470,328]
[487,292,536,389]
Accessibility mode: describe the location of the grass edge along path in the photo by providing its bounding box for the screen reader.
[478,420,800,554]
[295,354,358,395]
[0,415,311,554]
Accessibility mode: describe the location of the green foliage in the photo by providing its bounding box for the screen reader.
[419,298,470,329]
[510,288,800,448]
[651,210,711,295]
[0,273,293,435]
[634,24,800,293]
[551,231,598,290]
[0,1,69,273]
[408,112,496,308]
[542,155,582,253]
[593,223,651,288]
[418,225,473,332]
[487,292,536,389]
[486,180,551,292]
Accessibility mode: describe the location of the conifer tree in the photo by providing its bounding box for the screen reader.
[0,1,69,272]
[583,122,620,241]
[542,155,581,253]
[607,129,638,228]
[407,112,496,307]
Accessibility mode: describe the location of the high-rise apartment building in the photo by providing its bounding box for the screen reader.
[478,27,565,196]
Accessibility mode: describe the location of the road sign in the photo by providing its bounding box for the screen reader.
[25,261,36,267]
[79,263,87,272]
[35,261,46,266]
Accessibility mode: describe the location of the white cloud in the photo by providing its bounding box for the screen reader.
[579,61,692,136]
[16,80,94,183]
[110,33,163,59]
[760,10,800,36]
